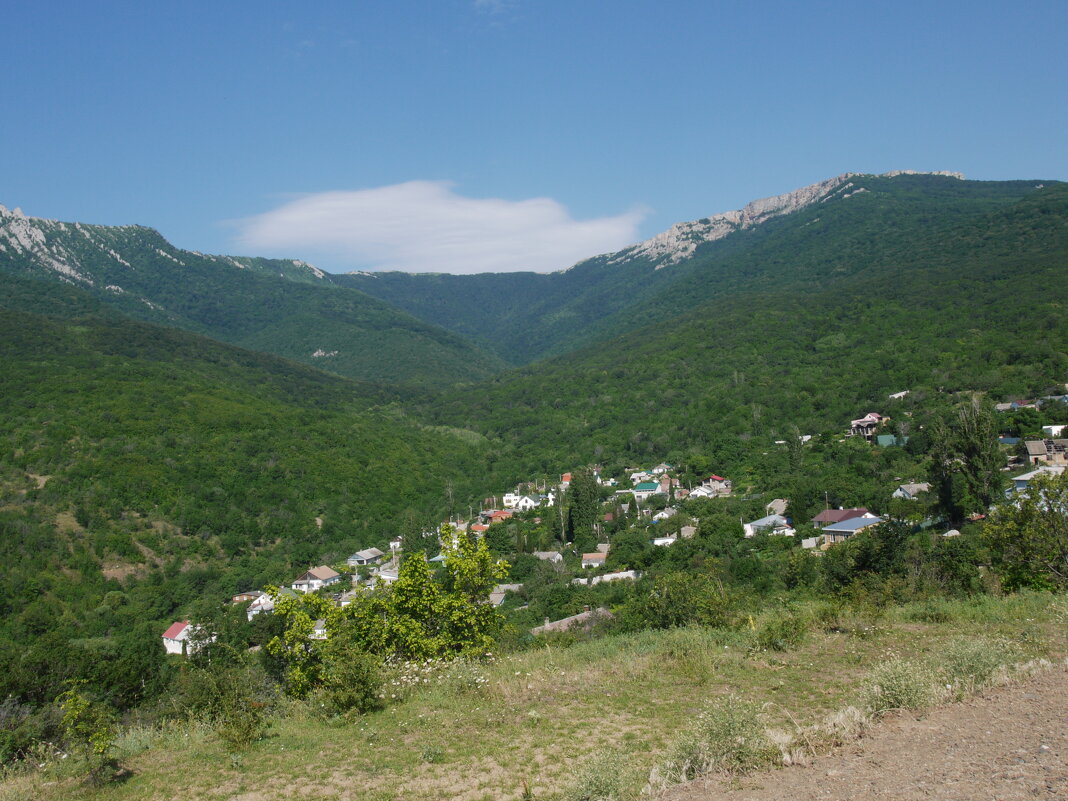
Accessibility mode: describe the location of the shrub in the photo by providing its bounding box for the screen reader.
[168,662,276,751]
[939,637,1016,698]
[654,694,774,786]
[56,682,118,783]
[753,610,808,652]
[564,749,641,801]
[316,640,383,716]
[862,658,939,715]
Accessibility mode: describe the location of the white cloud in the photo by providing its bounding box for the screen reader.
[233,181,648,274]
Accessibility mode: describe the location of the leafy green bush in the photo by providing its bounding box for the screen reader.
[56,681,118,783]
[753,608,808,652]
[314,640,383,716]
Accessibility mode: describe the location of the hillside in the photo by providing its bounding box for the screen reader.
[425,183,1068,475]
[341,173,1057,365]
[0,277,493,704]
[0,207,506,385]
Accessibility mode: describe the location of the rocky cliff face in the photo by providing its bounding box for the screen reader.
[605,170,965,269]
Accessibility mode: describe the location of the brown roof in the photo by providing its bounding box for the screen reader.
[812,507,869,524]
[305,565,340,580]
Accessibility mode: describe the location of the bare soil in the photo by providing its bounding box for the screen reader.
[660,665,1068,801]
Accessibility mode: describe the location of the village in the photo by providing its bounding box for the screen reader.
[162,392,1068,655]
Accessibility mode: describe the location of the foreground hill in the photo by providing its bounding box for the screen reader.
[0,207,505,385]
[341,172,1057,364]
[426,183,1068,474]
[0,276,490,668]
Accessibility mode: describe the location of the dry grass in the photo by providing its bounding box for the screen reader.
[5,592,1063,801]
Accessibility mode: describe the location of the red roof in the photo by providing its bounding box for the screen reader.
[163,621,189,640]
[561,473,572,482]
[709,475,725,481]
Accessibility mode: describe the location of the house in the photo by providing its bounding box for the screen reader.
[821,515,885,545]
[532,606,613,636]
[1023,439,1068,466]
[514,495,540,511]
[560,472,572,488]
[470,523,489,535]
[162,621,194,655]
[489,583,523,607]
[651,463,673,475]
[892,483,931,500]
[811,508,871,528]
[652,535,677,547]
[338,590,361,608]
[292,565,342,593]
[310,619,328,640]
[489,509,514,523]
[632,481,662,502]
[849,413,886,439]
[246,587,298,620]
[502,493,521,509]
[630,470,653,484]
[652,507,677,522]
[699,475,732,494]
[533,550,564,564]
[675,487,690,500]
[1042,425,1067,438]
[389,537,403,553]
[572,570,640,587]
[1008,465,1065,496]
[372,567,400,584]
[581,552,607,569]
[346,547,386,567]
[680,525,697,539]
[743,514,794,538]
[231,590,263,604]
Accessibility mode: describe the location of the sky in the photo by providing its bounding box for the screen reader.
[2,1,1066,274]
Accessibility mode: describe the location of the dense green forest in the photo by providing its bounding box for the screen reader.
[424,183,1068,476]
[0,278,498,736]
[0,209,505,385]
[342,174,1059,364]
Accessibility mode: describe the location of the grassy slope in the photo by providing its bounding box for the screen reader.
[0,220,506,385]
[6,593,1063,801]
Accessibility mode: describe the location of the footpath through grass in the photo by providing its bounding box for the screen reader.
[3,592,1064,801]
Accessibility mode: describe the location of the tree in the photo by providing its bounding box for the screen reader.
[566,468,600,553]
[985,471,1068,590]
[930,399,1005,521]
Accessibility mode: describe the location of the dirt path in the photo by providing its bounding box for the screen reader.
[660,665,1068,801]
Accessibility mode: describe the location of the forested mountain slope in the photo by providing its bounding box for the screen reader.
[426,184,1068,475]
[0,207,505,385]
[342,173,1056,364]
[0,276,492,679]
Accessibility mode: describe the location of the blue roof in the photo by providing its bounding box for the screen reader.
[823,516,884,533]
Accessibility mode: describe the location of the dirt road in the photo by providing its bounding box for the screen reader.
[660,665,1068,801]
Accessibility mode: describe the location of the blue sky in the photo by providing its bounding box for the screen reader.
[3,1,1066,273]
